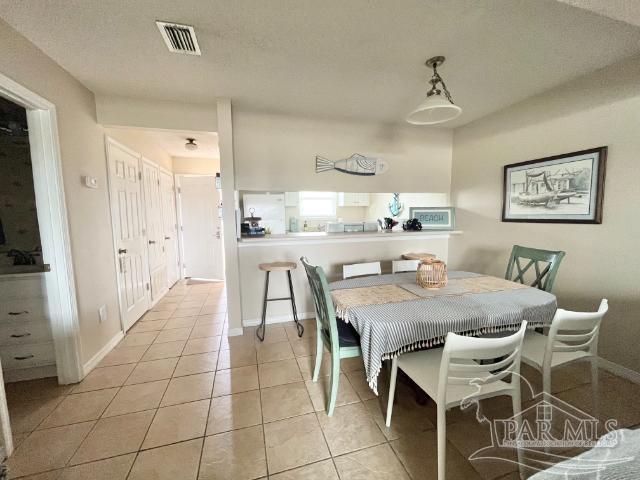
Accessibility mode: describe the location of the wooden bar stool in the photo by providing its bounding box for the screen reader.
[257,261,304,341]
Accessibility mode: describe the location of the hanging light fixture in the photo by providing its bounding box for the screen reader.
[406,56,462,125]
[185,137,198,151]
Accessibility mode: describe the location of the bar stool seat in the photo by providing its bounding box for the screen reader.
[256,261,304,341]
[259,262,297,272]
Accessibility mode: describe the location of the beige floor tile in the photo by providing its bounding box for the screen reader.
[317,402,386,456]
[173,351,218,377]
[7,421,95,477]
[9,396,64,433]
[258,358,302,388]
[163,316,197,330]
[19,469,63,480]
[102,380,168,417]
[154,327,192,344]
[70,410,155,465]
[289,337,317,357]
[183,336,221,355]
[142,399,209,449]
[340,356,366,373]
[196,313,226,325]
[98,345,148,367]
[4,377,73,402]
[152,302,178,312]
[334,443,410,479]
[213,365,259,397]
[40,388,119,428]
[199,425,267,480]
[269,459,339,480]
[140,340,186,361]
[118,331,158,348]
[221,334,256,351]
[72,364,135,393]
[305,373,360,412]
[345,369,377,401]
[264,413,330,474]
[261,382,314,423]
[179,300,205,310]
[143,310,173,320]
[207,390,262,435]
[283,321,315,342]
[58,453,136,480]
[256,341,295,363]
[296,355,330,381]
[129,439,202,480]
[125,357,178,385]
[200,304,226,314]
[161,372,214,406]
[183,293,207,302]
[364,394,434,441]
[190,323,224,339]
[256,325,288,344]
[130,319,167,333]
[217,345,257,369]
[172,307,202,318]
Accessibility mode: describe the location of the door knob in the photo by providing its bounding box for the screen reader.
[148,240,156,245]
[164,236,170,240]
[118,248,127,254]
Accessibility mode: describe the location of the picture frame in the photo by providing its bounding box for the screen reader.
[409,207,455,230]
[502,147,607,224]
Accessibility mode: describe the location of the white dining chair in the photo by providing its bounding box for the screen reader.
[386,322,528,480]
[521,299,608,405]
[391,259,420,273]
[342,261,381,279]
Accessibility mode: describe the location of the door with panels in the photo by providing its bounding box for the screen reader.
[160,169,180,287]
[142,159,168,303]
[106,139,150,331]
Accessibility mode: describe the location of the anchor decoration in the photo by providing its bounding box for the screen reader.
[388,193,404,217]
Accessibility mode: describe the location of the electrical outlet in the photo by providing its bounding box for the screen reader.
[98,305,108,323]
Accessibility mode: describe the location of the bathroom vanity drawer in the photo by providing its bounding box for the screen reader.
[0,320,53,346]
[0,298,47,323]
[0,342,56,370]
[0,276,45,300]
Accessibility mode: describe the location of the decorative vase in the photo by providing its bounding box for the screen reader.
[416,258,448,289]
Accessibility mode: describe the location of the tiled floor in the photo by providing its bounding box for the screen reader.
[4,280,640,479]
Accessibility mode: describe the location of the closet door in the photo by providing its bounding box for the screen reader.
[142,159,168,302]
[160,170,180,287]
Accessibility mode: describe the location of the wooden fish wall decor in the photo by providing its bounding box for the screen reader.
[315,153,389,176]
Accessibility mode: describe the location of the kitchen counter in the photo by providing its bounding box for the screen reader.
[237,229,462,247]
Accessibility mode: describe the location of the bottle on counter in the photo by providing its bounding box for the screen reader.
[289,216,299,233]
[303,220,308,232]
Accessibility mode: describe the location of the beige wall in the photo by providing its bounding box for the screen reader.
[0,19,121,366]
[104,128,173,171]
[233,110,453,193]
[172,156,220,175]
[450,56,640,372]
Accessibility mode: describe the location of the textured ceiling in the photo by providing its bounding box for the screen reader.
[2,0,640,127]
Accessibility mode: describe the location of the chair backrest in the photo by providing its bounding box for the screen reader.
[392,259,420,274]
[505,245,566,292]
[438,322,528,405]
[543,299,608,370]
[343,261,382,279]
[300,257,339,352]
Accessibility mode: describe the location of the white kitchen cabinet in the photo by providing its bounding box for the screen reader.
[337,192,370,207]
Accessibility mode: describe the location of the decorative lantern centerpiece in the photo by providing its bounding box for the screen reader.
[416,258,448,289]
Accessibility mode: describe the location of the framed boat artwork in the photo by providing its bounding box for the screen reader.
[502,147,607,224]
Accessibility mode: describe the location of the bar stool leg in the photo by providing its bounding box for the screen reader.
[257,271,270,341]
[287,270,304,337]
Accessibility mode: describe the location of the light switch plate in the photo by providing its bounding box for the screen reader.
[83,175,98,189]
[98,304,107,323]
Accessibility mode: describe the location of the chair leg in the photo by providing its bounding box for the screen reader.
[385,357,398,427]
[256,271,270,342]
[591,356,599,419]
[287,270,304,337]
[436,402,446,480]
[312,333,324,383]
[542,366,551,402]
[512,390,525,479]
[327,354,340,417]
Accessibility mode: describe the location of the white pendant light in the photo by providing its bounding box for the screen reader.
[407,56,462,125]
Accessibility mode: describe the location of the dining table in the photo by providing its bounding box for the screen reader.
[329,270,557,394]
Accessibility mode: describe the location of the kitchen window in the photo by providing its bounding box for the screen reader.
[298,191,337,218]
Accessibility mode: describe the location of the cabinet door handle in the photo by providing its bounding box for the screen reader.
[14,354,35,360]
[8,311,29,316]
[10,333,31,338]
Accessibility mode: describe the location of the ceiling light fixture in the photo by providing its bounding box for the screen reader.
[406,56,462,125]
[185,138,198,151]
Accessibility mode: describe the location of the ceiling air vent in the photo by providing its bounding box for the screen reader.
[156,21,201,55]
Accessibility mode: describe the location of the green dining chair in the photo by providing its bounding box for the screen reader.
[300,257,362,416]
[505,245,566,293]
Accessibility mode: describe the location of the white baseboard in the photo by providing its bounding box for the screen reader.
[82,330,124,377]
[243,311,314,327]
[4,364,58,383]
[227,327,244,337]
[598,357,640,384]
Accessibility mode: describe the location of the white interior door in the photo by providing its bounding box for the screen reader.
[160,170,179,287]
[106,139,149,331]
[142,159,168,303]
[178,175,224,280]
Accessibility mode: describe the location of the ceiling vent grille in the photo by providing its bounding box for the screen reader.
[156,21,201,55]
